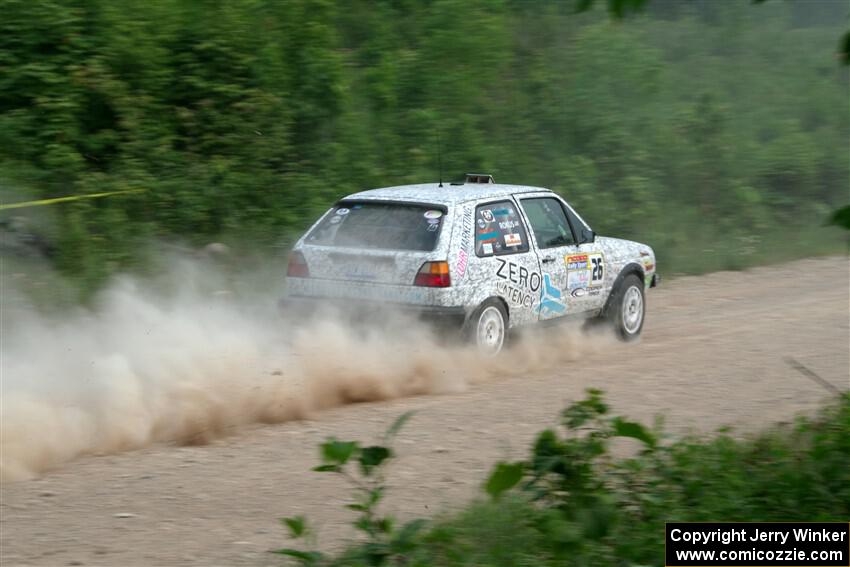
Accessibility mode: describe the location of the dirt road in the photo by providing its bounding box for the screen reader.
[1,256,848,566]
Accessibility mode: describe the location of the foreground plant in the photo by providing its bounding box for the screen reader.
[276,390,849,566]
[274,411,425,566]
[478,389,850,564]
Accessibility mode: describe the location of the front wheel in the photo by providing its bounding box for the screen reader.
[609,274,645,341]
[467,300,507,356]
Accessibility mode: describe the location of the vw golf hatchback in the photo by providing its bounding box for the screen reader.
[283,174,658,355]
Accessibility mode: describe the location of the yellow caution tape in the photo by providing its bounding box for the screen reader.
[0,189,144,211]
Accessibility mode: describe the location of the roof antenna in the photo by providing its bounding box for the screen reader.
[436,129,443,187]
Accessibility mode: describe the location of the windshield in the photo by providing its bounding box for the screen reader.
[305,202,445,252]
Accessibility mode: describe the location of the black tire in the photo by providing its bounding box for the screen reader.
[607,274,645,341]
[465,299,508,356]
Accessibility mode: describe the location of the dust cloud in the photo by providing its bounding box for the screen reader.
[0,257,613,481]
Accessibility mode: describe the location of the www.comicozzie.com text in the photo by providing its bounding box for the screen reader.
[670,526,847,546]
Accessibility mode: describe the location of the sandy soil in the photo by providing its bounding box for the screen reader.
[1,256,848,566]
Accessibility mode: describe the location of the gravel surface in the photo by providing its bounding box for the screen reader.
[1,256,848,566]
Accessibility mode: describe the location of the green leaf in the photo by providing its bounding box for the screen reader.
[392,518,426,549]
[385,411,416,440]
[321,439,358,465]
[576,494,617,539]
[281,515,307,538]
[358,542,390,566]
[612,417,657,448]
[841,31,850,66]
[609,0,625,18]
[312,464,341,473]
[485,461,524,498]
[827,205,850,230]
[575,0,595,13]
[563,389,609,429]
[271,548,325,565]
[377,517,394,533]
[531,429,568,474]
[359,446,392,476]
[354,516,376,536]
[368,487,384,506]
[607,0,647,18]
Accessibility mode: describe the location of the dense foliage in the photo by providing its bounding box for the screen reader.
[1,0,847,292]
[280,390,850,566]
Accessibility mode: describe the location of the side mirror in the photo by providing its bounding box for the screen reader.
[582,228,595,244]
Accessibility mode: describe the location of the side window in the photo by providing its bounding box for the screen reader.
[474,200,529,256]
[564,204,592,244]
[520,197,576,248]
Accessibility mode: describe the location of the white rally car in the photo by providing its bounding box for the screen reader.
[283,174,658,355]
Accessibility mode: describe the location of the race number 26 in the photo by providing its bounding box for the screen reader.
[591,256,604,283]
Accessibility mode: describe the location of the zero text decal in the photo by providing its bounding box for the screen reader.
[495,258,541,292]
[494,258,542,309]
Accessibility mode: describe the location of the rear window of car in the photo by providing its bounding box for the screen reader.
[305,201,446,252]
[475,200,529,256]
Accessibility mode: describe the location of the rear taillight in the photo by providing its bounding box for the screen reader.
[287,250,310,278]
[414,261,451,287]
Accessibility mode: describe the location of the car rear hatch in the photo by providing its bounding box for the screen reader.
[299,200,448,286]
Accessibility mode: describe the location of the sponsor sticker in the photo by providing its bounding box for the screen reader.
[456,249,469,278]
[427,218,440,224]
[424,210,443,219]
[566,254,588,271]
[568,268,590,290]
[496,280,535,308]
[565,252,604,290]
[330,215,342,225]
[456,206,474,278]
[495,258,542,293]
[336,207,350,216]
[477,218,486,229]
[427,223,439,232]
[504,233,522,247]
[537,273,566,318]
[482,242,493,255]
[481,209,495,223]
[566,253,589,290]
[570,287,600,298]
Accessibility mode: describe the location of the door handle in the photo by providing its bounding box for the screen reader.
[541,257,555,264]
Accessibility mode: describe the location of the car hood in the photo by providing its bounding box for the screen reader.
[595,236,654,263]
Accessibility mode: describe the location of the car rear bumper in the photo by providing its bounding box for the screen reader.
[278,295,468,328]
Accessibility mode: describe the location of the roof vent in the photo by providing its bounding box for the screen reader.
[465,173,495,184]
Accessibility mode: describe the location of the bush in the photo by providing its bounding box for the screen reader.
[276,390,850,566]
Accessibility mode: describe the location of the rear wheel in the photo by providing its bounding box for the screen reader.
[467,300,507,356]
[608,274,645,341]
